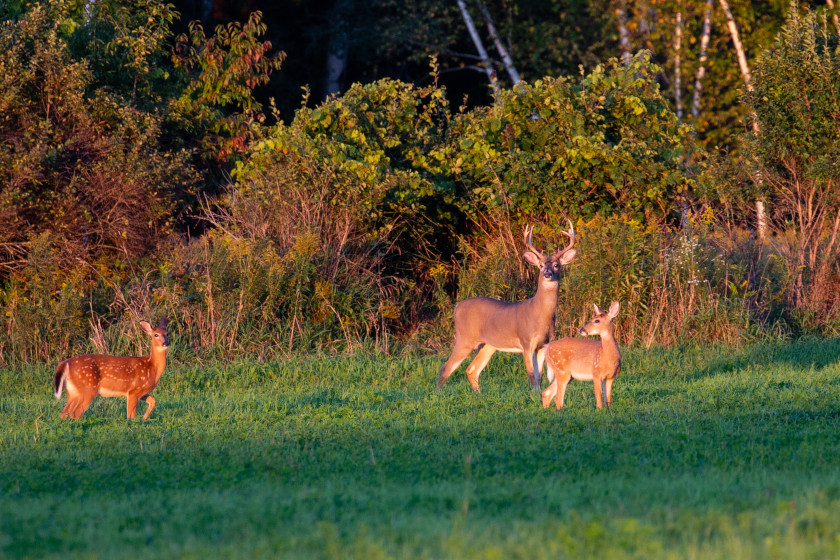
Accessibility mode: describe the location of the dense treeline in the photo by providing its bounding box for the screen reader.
[1,0,839,365]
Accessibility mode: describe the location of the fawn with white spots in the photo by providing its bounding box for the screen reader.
[54,318,169,420]
[437,222,577,393]
[541,302,620,410]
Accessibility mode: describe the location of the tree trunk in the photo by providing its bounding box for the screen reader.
[718,0,752,90]
[719,0,766,241]
[324,0,352,98]
[825,0,840,36]
[691,0,714,119]
[673,2,683,120]
[617,1,633,65]
[201,0,215,23]
[457,0,500,96]
[476,0,521,85]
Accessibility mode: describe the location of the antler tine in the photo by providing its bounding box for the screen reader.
[523,225,546,260]
[556,219,576,257]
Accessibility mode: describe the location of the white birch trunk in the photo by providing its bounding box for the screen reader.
[825,0,840,37]
[476,0,522,85]
[719,0,766,240]
[691,0,714,119]
[617,1,633,65]
[673,3,683,120]
[718,0,752,92]
[325,0,352,98]
[456,0,500,96]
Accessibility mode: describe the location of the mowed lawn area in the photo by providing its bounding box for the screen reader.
[3,339,840,559]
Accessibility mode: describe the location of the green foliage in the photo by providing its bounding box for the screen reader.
[246,77,453,224]
[0,0,835,363]
[159,231,385,356]
[742,7,840,331]
[4,341,840,557]
[0,3,194,272]
[441,52,693,222]
[170,11,285,162]
[65,0,179,106]
[0,234,89,363]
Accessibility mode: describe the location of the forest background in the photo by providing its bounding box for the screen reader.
[1,0,840,366]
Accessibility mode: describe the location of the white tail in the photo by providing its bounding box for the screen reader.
[54,318,170,420]
[541,301,620,409]
[437,222,577,393]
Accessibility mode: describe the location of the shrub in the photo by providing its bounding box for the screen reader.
[437,52,694,224]
[742,7,840,333]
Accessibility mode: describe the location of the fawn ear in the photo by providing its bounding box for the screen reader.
[140,321,153,335]
[593,304,603,315]
[558,248,576,265]
[159,317,168,329]
[608,301,620,318]
[523,251,542,267]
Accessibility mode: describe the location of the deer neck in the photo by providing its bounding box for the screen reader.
[598,327,621,368]
[147,346,167,382]
[528,280,559,320]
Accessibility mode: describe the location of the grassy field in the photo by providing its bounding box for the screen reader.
[3,338,840,559]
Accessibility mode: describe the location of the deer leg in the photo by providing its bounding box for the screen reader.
[605,378,614,408]
[141,395,156,421]
[537,346,550,383]
[437,342,476,393]
[64,393,90,420]
[523,350,541,390]
[541,375,558,408]
[465,345,496,393]
[555,374,572,409]
[126,393,140,420]
[593,377,604,409]
[60,398,76,420]
[73,391,97,419]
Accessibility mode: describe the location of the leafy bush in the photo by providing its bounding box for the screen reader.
[0,3,196,271]
[439,52,694,223]
[742,8,840,333]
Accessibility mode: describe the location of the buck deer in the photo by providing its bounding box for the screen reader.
[541,301,620,410]
[437,222,577,393]
[54,318,170,420]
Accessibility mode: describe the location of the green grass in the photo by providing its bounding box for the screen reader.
[3,339,840,559]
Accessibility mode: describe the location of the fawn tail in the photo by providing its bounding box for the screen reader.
[54,361,68,399]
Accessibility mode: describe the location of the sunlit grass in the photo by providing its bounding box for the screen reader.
[2,339,840,558]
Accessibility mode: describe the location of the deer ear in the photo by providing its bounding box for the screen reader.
[140,321,153,335]
[523,251,541,267]
[593,304,603,315]
[558,248,576,265]
[159,317,168,329]
[608,301,620,318]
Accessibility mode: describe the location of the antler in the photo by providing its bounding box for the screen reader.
[523,225,546,260]
[556,219,576,257]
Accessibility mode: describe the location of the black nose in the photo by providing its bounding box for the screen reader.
[578,327,586,335]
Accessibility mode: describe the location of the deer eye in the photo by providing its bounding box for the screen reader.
[594,319,600,323]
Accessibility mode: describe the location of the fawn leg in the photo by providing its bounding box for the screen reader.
[593,377,604,409]
[541,379,558,408]
[126,393,140,419]
[556,374,572,409]
[140,395,156,420]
